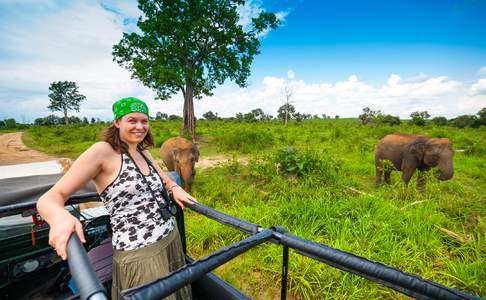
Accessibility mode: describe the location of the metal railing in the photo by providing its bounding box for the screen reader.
[117,202,481,300]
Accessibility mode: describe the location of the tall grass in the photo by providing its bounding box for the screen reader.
[23,119,486,299]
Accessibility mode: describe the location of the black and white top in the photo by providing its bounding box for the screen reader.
[99,153,174,251]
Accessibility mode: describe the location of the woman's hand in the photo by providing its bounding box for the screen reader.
[48,210,86,260]
[170,185,197,209]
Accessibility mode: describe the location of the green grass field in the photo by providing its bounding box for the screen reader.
[20,119,486,299]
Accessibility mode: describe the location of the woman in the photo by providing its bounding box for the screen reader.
[37,97,193,300]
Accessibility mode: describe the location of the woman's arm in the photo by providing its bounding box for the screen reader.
[36,142,108,259]
[143,150,196,208]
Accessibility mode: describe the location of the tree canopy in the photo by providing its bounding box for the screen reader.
[113,0,280,137]
[48,81,86,125]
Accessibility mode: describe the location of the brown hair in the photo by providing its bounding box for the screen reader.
[102,123,154,152]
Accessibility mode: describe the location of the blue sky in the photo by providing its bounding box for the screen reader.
[1,0,485,122]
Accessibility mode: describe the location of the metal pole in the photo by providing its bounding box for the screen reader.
[280,246,289,300]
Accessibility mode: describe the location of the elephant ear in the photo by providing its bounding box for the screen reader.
[408,141,425,161]
[172,148,180,160]
[192,147,200,162]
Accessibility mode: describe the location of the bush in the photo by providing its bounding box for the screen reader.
[374,114,401,126]
[431,116,448,126]
[449,115,479,128]
[410,111,430,126]
[273,147,338,181]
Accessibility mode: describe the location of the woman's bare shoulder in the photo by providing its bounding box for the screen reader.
[81,142,118,159]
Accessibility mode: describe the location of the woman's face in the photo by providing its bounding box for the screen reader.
[114,112,149,145]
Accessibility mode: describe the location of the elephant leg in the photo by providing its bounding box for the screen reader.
[416,171,426,193]
[401,168,415,185]
[375,166,383,186]
[375,159,383,186]
[384,170,392,185]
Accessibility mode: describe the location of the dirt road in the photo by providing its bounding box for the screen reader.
[0,132,55,165]
[0,132,231,168]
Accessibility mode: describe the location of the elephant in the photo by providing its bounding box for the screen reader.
[374,134,454,190]
[160,137,199,192]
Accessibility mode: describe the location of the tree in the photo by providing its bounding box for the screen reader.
[168,114,183,121]
[449,115,478,128]
[410,111,430,126]
[281,84,294,126]
[374,114,401,126]
[156,112,168,121]
[113,0,280,138]
[431,116,448,126]
[477,107,486,126]
[48,81,86,125]
[202,111,219,121]
[4,118,16,129]
[277,103,296,124]
[359,107,380,124]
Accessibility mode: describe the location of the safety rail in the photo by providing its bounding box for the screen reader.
[40,197,481,300]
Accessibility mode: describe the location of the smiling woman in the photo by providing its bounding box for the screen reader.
[36,97,195,300]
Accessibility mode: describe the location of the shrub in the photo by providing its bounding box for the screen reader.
[410,111,430,126]
[431,116,448,126]
[273,147,338,181]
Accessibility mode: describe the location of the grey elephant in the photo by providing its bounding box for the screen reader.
[160,137,199,191]
[375,134,454,190]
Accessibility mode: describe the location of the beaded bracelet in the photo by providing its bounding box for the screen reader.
[168,183,180,191]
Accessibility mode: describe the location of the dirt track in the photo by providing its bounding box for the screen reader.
[0,132,230,168]
[0,132,55,165]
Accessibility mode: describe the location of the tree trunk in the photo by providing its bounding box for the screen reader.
[182,83,196,139]
[284,109,288,126]
[64,110,69,125]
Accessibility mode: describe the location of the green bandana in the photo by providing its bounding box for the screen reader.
[112,97,149,120]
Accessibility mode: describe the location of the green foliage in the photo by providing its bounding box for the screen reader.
[358,107,380,124]
[202,111,219,121]
[48,81,86,125]
[449,115,480,128]
[235,108,272,122]
[273,147,337,181]
[2,118,17,129]
[410,111,431,126]
[277,103,296,123]
[214,126,274,153]
[112,0,280,136]
[155,112,168,120]
[374,114,401,125]
[431,116,448,126]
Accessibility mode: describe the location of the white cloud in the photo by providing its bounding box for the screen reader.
[237,0,287,37]
[287,70,295,79]
[470,78,486,96]
[478,66,486,76]
[0,1,483,123]
[193,73,484,119]
[0,1,150,121]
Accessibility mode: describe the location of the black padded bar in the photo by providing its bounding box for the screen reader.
[121,229,274,300]
[275,232,480,300]
[67,234,107,300]
[186,257,251,300]
[0,193,100,216]
[188,202,260,234]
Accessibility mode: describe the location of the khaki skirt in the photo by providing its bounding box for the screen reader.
[112,228,192,300]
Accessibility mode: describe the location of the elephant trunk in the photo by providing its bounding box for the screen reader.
[179,165,195,191]
[437,160,453,181]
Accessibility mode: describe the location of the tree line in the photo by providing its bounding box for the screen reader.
[358,107,486,128]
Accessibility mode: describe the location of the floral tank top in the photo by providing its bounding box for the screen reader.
[99,153,174,250]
